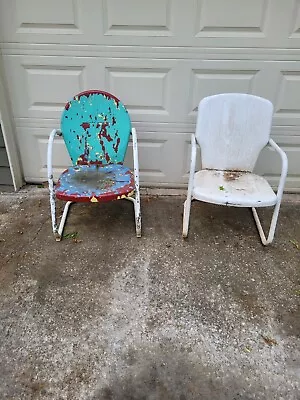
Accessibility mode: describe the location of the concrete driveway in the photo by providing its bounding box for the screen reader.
[0,187,299,400]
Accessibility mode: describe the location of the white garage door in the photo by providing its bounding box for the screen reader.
[0,0,300,191]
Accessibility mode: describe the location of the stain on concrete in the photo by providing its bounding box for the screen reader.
[0,188,299,399]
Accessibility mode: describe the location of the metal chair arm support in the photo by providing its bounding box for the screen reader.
[131,127,140,188]
[187,134,197,198]
[182,134,198,237]
[47,128,61,239]
[251,139,288,245]
[47,129,61,182]
[130,127,142,237]
[268,138,288,199]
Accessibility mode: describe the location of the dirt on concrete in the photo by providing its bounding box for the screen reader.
[0,187,299,400]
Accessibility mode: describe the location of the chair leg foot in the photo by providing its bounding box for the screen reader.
[252,205,280,246]
[55,232,62,242]
[49,196,72,241]
[136,227,142,238]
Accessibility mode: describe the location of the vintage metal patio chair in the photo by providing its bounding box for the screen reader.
[47,90,141,241]
[182,93,288,245]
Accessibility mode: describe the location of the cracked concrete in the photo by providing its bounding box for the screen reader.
[0,187,299,400]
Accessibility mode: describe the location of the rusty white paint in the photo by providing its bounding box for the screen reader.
[130,127,141,237]
[252,138,288,245]
[47,128,73,241]
[183,94,288,246]
[196,93,274,172]
[192,170,277,207]
[47,128,59,238]
[122,128,141,237]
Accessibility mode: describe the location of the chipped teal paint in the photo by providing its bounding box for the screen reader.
[61,90,131,166]
[55,164,135,203]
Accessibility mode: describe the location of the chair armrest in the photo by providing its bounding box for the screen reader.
[47,129,62,183]
[190,133,197,171]
[186,134,198,198]
[268,138,288,199]
[131,127,140,189]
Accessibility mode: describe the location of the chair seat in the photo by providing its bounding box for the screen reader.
[192,169,277,207]
[55,164,135,202]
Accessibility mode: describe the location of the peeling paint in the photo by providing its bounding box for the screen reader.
[61,91,131,166]
[55,164,135,203]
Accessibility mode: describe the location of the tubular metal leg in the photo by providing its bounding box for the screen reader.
[252,200,282,246]
[56,201,73,241]
[125,195,142,238]
[182,197,192,238]
[134,197,141,238]
[49,178,60,241]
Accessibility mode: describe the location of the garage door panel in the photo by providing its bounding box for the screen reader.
[0,0,101,44]
[185,60,300,127]
[124,137,171,184]
[188,68,260,118]
[2,0,300,48]
[16,128,70,182]
[103,0,173,37]
[108,132,188,186]
[195,0,269,38]
[25,65,85,116]
[102,58,179,122]
[289,0,300,39]
[266,63,300,126]
[15,0,79,32]
[2,56,103,119]
[184,60,268,120]
[105,67,171,119]
[273,70,300,125]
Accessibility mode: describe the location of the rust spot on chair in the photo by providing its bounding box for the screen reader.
[223,171,242,181]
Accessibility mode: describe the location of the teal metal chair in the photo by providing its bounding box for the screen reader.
[47,90,141,241]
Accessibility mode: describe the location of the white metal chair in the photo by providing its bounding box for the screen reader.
[182,93,288,245]
[47,90,141,241]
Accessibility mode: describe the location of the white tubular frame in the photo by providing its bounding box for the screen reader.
[47,128,73,241]
[252,138,288,245]
[47,127,142,241]
[182,134,197,238]
[183,136,288,245]
[125,127,141,237]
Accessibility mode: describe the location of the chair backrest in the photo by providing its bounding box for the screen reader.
[196,93,274,172]
[61,90,131,166]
